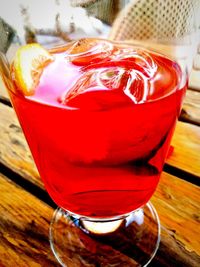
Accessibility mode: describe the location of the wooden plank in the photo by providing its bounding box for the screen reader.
[0,171,199,267]
[0,103,41,188]
[0,102,199,185]
[150,172,200,267]
[153,172,200,256]
[0,172,139,267]
[0,173,59,267]
[180,89,200,126]
[167,121,200,178]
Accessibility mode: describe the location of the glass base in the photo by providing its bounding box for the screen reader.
[49,202,160,267]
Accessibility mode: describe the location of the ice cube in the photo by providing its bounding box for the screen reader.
[112,47,157,78]
[61,66,134,110]
[66,38,113,65]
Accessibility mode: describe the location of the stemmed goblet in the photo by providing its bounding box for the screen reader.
[0,1,199,266]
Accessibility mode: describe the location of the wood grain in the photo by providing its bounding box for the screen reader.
[180,89,200,126]
[0,173,140,267]
[0,173,59,267]
[152,172,200,264]
[0,171,199,267]
[0,103,41,188]
[0,101,199,266]
[168,121,200,178]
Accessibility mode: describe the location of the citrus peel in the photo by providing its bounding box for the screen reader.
[12,43,53,95]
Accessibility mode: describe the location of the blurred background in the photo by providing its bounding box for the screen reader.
[0,0,200,89]
[0,0,120,51]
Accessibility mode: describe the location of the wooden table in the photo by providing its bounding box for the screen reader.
[0,51,200,267]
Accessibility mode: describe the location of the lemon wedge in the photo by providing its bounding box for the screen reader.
[12,43,53,96]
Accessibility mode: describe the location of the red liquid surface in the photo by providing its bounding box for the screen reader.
[10,39,186,218]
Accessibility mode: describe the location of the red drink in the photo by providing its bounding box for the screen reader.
[9,39,186,218]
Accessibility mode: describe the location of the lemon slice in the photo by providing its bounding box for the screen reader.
[12,43,54,96]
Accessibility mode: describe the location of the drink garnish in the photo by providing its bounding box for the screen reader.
[11,43,54,96]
